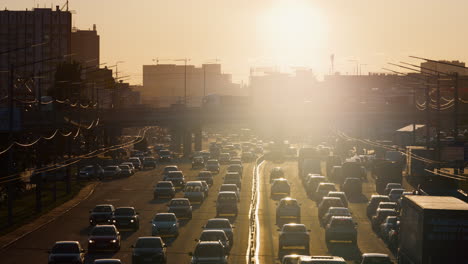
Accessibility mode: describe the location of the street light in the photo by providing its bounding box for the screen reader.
[115,61,125,80]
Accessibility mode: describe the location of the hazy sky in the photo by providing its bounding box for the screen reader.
[5,0,468,84]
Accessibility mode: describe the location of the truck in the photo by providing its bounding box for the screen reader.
[398,195,468,264]
[298,146,321,181]
[373,160,403,194]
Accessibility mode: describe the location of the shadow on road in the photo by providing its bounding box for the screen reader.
[348,194,368,203]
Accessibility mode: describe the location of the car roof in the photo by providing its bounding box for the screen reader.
[319,182,335,186]
[186,181,202,185]
[201,229,226,234]
[327,191,345,196]
[322,197,341,201]
[93,225,116,229]
[362,253,390,258]
[95,204,113,207]
[218,191,236,196]
[208,218,230,223]
[330,216,353,221]
[164,165,178,169]
[94,259,121,264]
[157,181,173,184]
[136,236,162,241]
[155,213,176,217]
[54,241,80,245]
[280,197,296,202]
[273,178,288,182]
[171,198,189,202]
[115,206,134,210]
[283,223,306,228]
[196,241,224,247]
[371,195,390,199]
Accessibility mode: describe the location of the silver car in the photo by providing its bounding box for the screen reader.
[48,241,85,264]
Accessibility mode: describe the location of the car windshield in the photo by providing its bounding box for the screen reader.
[170,200,189,206]
[319,184,336,192]
[135,238,163,248]
[168,173,183,178]
[194,245,223,257]
[119,165,129,170]
[153,214,175,222]
[220,186,236,192]
[164,167,177,172]
[379,203,396,209]
[105,167,117,171]
[200,232,226,241]
[185,185,202,192]
[52,243,80,253]
[157,182,172,188]
[331,219,354,228]
[93,206,112,212]
[387,184,401,189]
[386,217,398,225]
[329,208,350,215]
[145,158,155,162]
[91,226,116,236]
[281,200,298,206]
[206,221,230,229]
[114,208,135,216]
[390,189,404,195]
[273,181,289,188]
[283,225,306,232]
[225,174,239,180]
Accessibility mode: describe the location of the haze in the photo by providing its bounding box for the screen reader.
[6,0,468,83]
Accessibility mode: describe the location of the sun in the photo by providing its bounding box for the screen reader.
[258,0,327,67]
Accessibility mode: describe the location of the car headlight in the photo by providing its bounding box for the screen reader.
[130,219,135,223]
[111,239,117,243]
[112,220,117,223]
[88,239,95,243]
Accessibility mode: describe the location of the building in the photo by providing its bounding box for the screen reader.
[141,63,241,107]
[421,60,468,76]
[71,25,100,69]
[0,7,72,102]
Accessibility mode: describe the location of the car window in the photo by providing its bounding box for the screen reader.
[170,200,188,206]
[200,232,225,241]
[206,220,230,228]
[283,225,306,232]
[157,182,172,188]
[91,226,116,236]
[194,244,223,257]
[114,208,135,216]
[331,219,354,228]
[135,238,163,248]
[52,243,80,253]
[153,214,176,222]
[93,206,112,212]
[185,185,202,192]
[281,200,298,206]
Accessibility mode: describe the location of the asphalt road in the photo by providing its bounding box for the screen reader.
[0,159,256,264]
[256,160,395,264]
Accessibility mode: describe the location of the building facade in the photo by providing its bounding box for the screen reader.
[71,25,100,69]
[0,7,72,102]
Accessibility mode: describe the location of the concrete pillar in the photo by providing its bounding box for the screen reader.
[171,128,182,153]
[194,128,202,151]
[183,130,192,157]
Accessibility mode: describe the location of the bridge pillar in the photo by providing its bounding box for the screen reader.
[194,128,202,151]
[170,128,183,153]
[183,130,192,157]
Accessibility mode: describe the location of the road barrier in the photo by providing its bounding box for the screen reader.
[246,155,264,264]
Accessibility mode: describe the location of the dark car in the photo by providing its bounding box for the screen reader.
[278,224,310,258]
[342,178,362,197]
[366,195,390,219]
[158,150,172,162]
[318,197,344,222]
[162,165,179,180]
[305,175,326,198]
[227,164,243,177]
[112,207,139,231]
[142,157,157,169]
[197,171,214,186]
[276,197,301,225]
[129,157,142,170]
[167,198,193,219]
[223,172,242,190]
[315,182,337,202]
[325,216,357,245]
[203,218,234,243]
[371,209,398,231]
[88,225,121,252]
[271,178,291,199]
[132,237,167,264]
[153,181,176,199]
[165,171,185,188]
[192,156,205,169]
[190,241,228,264]
[270,167,285,183]
[79,165,104,180]
[197,230,231,252]
[206,159,220,174]
[48,241,85,264]
[326,191,349,208]
[216,191,238,217]
[241,151,255,162]
[89,204,115,226]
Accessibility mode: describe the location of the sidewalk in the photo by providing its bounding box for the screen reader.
[0,182,99,250]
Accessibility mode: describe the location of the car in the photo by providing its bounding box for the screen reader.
[326,191,349,208]
[93,259,122,264]
[219,184,240,202]
[154,181,176,199]
[192,156,205,169]
[48,241,85,264]
[315,183,337,202]
[271,178,291,199]
[165,171,185,188]
[384,183,402,195]
[360,253,394,264]
[219,153,231,164]
[132,237,167,264]
[203,218,234,243]
[118,165,133,177]
[325,216,357,246]
[318,197,344,222]
[121,162,136,174]
[388,188,405,202]
[162,165,179,180]
[305,175,326,198]
[270,167,285,183]
[321,207,351,227]
[227,164,243,177]
[158,149,172,162]
[371,209,398,231]
[241,152,255,162]
[298,255,346,264]
[379,216,399,241]
[206,159,220,173]
[276,197,301,225]
[189,241,228,264]
[216,191,238,217]
[79,165,104,179]
[167,198,192,219]
[197,171,214,185]
[143,157,157,169]
[184,181,205,203]
[197,230,231,252]
[103,166,121,179]
[282,254,308,264]
[366,195,390,219]
[229,159,243,168]
[223,172,242,190]
[87,225,121,252]
[376,202,398,211]
[112,207,139,231]
[278,223,310,258]
[342,177,362,197]
[151,213,179,238]
[129,157,142,170]
[89,204,115,226]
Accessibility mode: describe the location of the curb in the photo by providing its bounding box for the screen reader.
[0,181,100,251]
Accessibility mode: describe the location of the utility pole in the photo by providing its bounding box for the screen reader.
[436,74,441,170]
[184,58,187,105]
[412,85,416,144]
[203,66,206,97]
[425,78,430,149]
[7,64,15,226]
[454,73,459,138]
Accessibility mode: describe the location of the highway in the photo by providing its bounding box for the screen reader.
[0,156,394,264]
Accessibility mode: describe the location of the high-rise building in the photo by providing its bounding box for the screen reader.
[0,6,72,101]
[71,25,100,69]
[421,60,467,76]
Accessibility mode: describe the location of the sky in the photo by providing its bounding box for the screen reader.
[4,0,468,84]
